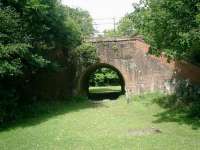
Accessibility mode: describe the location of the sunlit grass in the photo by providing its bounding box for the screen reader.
[89,86,121,93]
[0,93,200,150]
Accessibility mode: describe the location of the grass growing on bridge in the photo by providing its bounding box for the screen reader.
[0,93,200,150]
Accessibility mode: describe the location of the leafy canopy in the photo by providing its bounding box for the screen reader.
[0,0,94,123]
[104,16,136,37]
[0,0,95,78]
[89,68,120,86]
[129,0,200,64]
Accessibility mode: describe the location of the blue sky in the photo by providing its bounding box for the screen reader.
[62,0,139,32]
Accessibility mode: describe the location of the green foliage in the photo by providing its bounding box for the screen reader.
[89,68,120,86]
[74,43,98,67]
[125,0,200,118]
[104,16,137,37]
[126,0,200,117]
[0,87,19,123]
[0,1,82,78]
[129,0,200,64]
[117,16,137,37]
[0,0,94,124]
[103,29,121,37]
[112,44,119,52]
[0,7,31,77]
[65,7,94,38]
[174,79,200,118]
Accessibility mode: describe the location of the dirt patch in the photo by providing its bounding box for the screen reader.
[128,127,162,136]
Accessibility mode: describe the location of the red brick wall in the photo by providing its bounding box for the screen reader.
[29,37,200,98]
[174,61,200,84]
[78,38,200,95]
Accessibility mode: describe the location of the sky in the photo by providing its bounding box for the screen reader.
[62,0,139,33]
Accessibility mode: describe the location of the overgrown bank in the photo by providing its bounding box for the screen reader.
[0,0,94,124]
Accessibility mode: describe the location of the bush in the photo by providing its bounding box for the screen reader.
[175,79,200,104]
[188,102,200,118]
[0,88,19,124]
[0,0,92,125]
[171,78,200,118]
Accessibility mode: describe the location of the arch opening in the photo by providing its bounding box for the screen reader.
[79,63,125,100]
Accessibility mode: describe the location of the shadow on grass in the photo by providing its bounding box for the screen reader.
[89,92,122,100]
[152,95,200,130]
[0,97,106,132]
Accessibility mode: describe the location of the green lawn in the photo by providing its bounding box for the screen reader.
[0,93,200,150]
[89,86,121,93]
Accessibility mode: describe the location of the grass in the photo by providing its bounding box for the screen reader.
[89,86,122,100]
[89,86,121,93]
[0,93,200,150]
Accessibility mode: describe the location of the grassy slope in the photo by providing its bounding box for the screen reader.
[0,93,200,150]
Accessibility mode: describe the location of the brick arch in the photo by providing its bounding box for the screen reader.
[78,63,126,95]
[82,37,175,95]
[74,37,200,96]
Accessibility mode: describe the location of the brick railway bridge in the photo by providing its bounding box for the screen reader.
[77,37,177,95]
[31,37,200,98]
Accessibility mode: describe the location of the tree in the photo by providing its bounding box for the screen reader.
[74,43,98,67]
[0,0,94,123]
[65,7,95,38]
[129,0,200,64]
[103,16,136,37]
[0,0,82,79]
[0,6,51,78]
[117,16,136,37]
[89,68,120,86]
